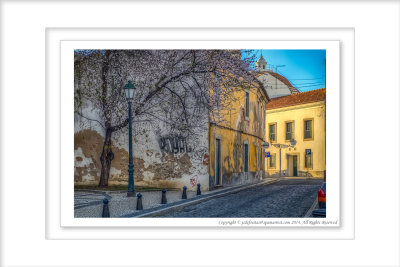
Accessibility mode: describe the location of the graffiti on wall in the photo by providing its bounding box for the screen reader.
[190,175,198,187]
[158,135,193,154]
[202,153,209,165]
[158,135,209,167]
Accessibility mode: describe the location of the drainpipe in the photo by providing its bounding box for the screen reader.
[279,146,282,177]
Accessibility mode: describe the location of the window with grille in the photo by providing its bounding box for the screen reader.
[269,123,276,141]
[270,154,276,168]
[305,149,312,168]
[304,119,313,139]
[285,122,294,140]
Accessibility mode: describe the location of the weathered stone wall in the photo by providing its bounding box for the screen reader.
[74,102,210,191]
[130,120,209,191]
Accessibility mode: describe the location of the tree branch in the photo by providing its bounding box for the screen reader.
[75,111,106,130]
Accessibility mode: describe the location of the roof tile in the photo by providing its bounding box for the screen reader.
[266,88,326,110]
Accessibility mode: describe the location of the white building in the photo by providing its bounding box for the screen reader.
[255,55,299,98]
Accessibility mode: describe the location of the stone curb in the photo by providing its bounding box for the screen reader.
[74,189,167,194]
[124,178,280,218]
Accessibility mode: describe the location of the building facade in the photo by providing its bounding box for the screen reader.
[208,81,269,189]
[74,84,269,191]
[264,89,326,178]
[74,51,270,192]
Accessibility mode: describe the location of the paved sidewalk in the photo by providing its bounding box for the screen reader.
[74,178,279,218]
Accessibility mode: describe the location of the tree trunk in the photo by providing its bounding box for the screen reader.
[98,128,114,187]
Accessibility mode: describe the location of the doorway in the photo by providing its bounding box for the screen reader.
[287,154,299,177]
[215,138,221,185]
[293,155,298,176]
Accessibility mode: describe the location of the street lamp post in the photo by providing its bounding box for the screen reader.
[124,80,136,197]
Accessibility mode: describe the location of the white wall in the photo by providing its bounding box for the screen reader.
[257,72,292,98]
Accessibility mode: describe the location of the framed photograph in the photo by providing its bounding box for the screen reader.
[1,1,399,267]
[62,40,339,228]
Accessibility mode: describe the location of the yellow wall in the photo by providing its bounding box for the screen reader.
[265,101,326,178]
[208,86,268,188]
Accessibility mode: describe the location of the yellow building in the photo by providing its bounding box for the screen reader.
[208,80,270,189]
[265,89,326,178]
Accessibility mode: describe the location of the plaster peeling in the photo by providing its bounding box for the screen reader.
[236,104,244,130]
[143,160,150,169]
[110,167,121,176]
[75,147,93,167]
[75,108,209,188]
[142,171,155,181]
[82,174,95,182]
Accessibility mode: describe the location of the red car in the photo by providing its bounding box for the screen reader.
[312,182,326,217]
[318,182,326,209]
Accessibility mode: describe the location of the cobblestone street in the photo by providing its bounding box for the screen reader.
[160,178,324,218]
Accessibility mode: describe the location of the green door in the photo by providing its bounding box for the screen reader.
[293,155,298,176]
[216,139,221,185]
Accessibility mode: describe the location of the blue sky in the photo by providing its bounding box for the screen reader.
[248,50,326,92]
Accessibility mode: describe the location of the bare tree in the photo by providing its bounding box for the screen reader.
[74,49,262,187]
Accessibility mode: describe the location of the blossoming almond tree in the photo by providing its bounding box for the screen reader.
[74,49,262,188]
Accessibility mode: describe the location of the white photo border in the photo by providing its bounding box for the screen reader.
[3,1,399,266]
[45,27,354,240]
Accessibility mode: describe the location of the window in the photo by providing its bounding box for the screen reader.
[244,143,249,172]
[285,121,294,140]
[269,154,276,168]
[269,123,276,142]
[245,91,249,118]
[304,119,313,139]
[305,149,312,169]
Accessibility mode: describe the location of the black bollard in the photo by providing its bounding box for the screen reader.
[182,186,187,199]
[197,183,201,195]
[161,188,167,204]
[102,198,110,218]
[136,193,143,210]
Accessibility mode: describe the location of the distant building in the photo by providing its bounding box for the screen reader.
[255,55,299,98]
[264,89,326,178]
